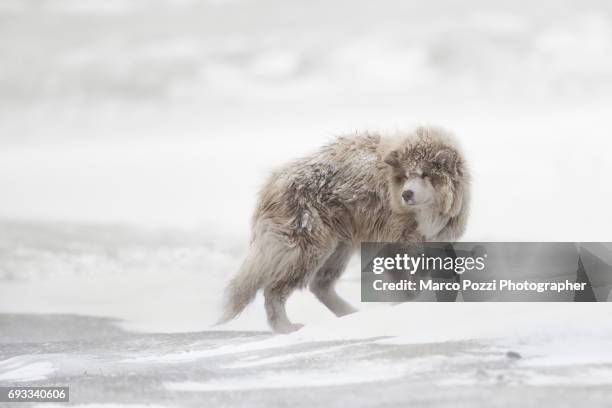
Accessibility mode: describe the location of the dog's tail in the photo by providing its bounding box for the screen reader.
[217,248,266,325]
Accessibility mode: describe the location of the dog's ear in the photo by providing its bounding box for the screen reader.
[384,150,401,168]
[434,149,457,172]
[447,181,464,217]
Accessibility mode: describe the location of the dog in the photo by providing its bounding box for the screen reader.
[219,126,470,333]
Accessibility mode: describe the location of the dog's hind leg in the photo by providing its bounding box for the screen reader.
[264,285,303,334]
[309,242,357,317]
[264,244,334,333]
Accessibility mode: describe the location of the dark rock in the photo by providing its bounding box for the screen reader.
[506,351,521,360]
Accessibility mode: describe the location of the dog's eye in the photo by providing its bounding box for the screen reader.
[421,172,429,179]
[394,175,406,183]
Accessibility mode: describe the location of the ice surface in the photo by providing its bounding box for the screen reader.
[2,313,612,406]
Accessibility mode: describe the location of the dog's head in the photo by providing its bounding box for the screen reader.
[384,127,468,218]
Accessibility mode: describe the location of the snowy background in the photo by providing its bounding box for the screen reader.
[1,0,612,406]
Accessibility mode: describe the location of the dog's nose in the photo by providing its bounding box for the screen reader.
[402,190,414,202]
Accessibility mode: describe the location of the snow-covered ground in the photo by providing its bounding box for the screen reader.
[2,0,612,406]
[2,305,612,406]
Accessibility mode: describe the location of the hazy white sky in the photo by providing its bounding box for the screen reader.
[1,0,611,240]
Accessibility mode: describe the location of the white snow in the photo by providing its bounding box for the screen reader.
[39,405,173,408]
[0,358,56,382]
[221,344,352,369]
[165,362,409,391]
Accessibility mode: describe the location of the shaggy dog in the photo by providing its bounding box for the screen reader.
[220,126,470,332]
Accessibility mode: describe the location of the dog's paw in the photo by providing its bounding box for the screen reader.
[274,322,304,334]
